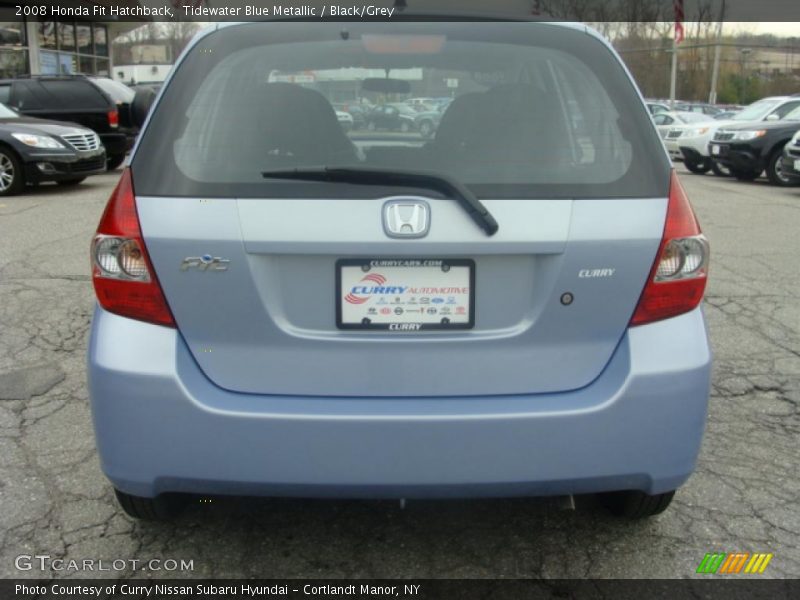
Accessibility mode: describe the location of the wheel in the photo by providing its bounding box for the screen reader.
[399,121,411,133]
[366,120,376,131]
[419,120,434,138]
[57,177,86,186]
[0,148,25,196]
[730,167,761,181]
[114,488,188,521]
[599,490,675,519]
[684,159,710,174]
[106,154,126,170]
[710,161,730,177]
[766,148,798,186]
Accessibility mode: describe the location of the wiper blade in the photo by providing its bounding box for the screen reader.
[262,166,499,236]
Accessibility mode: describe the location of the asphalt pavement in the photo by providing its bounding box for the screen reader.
[0,166,798,579]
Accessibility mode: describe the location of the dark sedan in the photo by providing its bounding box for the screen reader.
[0,103,106,196]
[366,103,418,132]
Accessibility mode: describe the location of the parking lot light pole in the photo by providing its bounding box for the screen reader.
[709,20,724,104]
[669,41,678,109]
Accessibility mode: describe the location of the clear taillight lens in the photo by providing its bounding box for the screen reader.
[91,169,175,328]
[630,171,710,326]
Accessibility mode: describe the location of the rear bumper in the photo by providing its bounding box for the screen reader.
[88,306,712,499]
[98,132,135,157]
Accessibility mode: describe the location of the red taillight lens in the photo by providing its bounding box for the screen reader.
[91,169,175,327]
[108,109,119,128]
[630,170,709,326]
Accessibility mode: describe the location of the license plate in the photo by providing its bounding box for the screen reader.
[337,259,475,330]
[795,159,800,172]
[711,145,720,155]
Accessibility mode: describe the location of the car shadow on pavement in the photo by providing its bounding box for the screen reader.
[122,495,659,578]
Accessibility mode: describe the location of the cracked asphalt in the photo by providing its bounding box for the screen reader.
[0,166,797,580]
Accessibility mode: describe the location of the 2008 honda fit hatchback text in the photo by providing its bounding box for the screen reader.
[88,20,711,520]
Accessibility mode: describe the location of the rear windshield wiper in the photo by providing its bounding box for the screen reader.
[261,166,499,236]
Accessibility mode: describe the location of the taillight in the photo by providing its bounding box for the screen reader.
[630,170,709,326]
[108,109,119,128]
[91,169,175,327]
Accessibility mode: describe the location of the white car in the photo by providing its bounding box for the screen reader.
[335,110,354,131]
[666,96,800,175]
[653,111,713,140]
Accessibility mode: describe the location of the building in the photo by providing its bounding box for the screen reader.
[0,1,141,78]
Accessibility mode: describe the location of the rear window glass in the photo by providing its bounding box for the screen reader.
[13,82,45,110]
[133,22,669,199]
[90,77,135,103]
[39,80,109,109]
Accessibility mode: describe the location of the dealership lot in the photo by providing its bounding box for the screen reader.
[0,168,797,579]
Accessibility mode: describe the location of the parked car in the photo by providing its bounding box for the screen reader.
[413,108,443,137]
[425,97,454,112]
[708,105,800,185]
[335,110,354,132]
[89,20,710,521]
[780,129,800,181]
[674,102,722,116]
[645,101,670,115]
[0,102,105,196]
[653,111,713,138]
[403,97,437,111]
[670,96,800,177]
[713,110,738,120]
[333,103,367,129]
[366,103,418,132]
[0,75,138,170]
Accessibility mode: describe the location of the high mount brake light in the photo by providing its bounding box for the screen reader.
[630,170,709,326]
[90,169,175,327]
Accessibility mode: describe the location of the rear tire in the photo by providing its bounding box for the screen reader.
[106,154,126,170]
[114,488,188,521]
[766,148,798,186]
[599,490,675,519]
[710,161,730,177]
[731,167,761,181]
[0,148,24,196]
[57,177,86,186]
[685,159,710,174]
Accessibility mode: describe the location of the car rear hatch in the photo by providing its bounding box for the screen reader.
[130,21,672,398]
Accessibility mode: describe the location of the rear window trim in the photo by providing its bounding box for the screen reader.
[132,21,671,200]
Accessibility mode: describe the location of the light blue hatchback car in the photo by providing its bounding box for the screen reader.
[88,19,711,520]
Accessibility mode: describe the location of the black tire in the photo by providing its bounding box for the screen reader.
[710,161,730,177]
[419,120,434,138]
[114,488,187,521]
[766,148,799,187]
[0,147,25,196]
[599,490,675,519]
[106,154,126,170]
[731,167,761,181]
[684,159,710,174]
[57,177,86,186]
